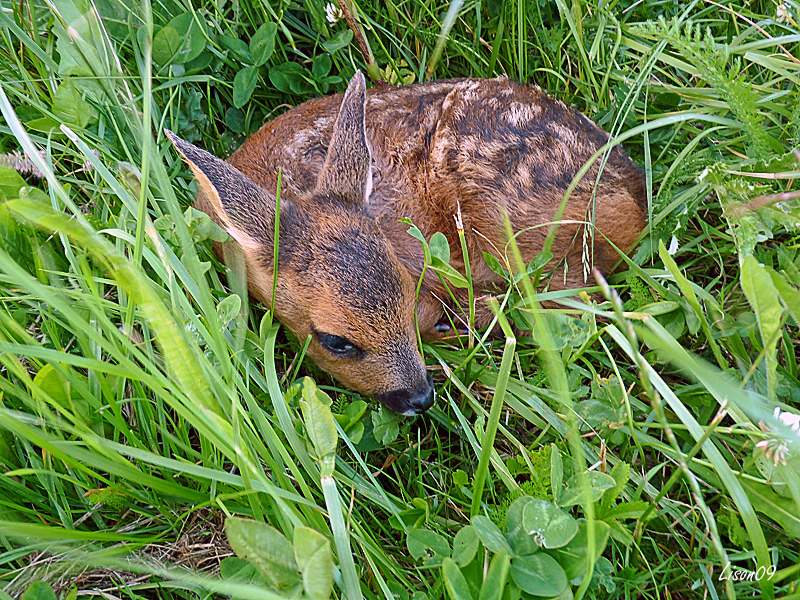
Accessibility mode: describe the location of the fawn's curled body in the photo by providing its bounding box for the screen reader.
[168,73,646,414]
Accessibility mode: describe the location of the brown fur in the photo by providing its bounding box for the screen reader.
[166,73,646,414]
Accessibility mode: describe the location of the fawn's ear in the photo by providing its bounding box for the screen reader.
[165,130,277,251]
[314,71,372,208]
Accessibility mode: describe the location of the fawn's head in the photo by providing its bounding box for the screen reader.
[166,73,434,415]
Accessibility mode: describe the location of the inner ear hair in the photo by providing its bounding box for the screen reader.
[314,71,372,208]
[165,129,277,251]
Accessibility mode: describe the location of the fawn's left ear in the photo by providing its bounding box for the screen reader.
[164,129,279,253]
[314,71,372,208]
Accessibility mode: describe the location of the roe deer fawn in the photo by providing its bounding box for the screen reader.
[166,71,646,415]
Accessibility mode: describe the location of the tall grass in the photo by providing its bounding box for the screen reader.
[0,0,799,598]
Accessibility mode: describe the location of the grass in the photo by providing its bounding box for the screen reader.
[0,0,799,598]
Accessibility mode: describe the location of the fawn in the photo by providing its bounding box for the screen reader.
[166,71,646,415]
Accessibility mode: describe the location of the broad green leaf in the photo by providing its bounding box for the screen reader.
[402,220,431,263]
[0,430,18,468]
[321,29,353,54]
[250,22,277,67]
[741,254,783,398]
[504,496,538,556]
[0,167,29,199]
[220,34,254,63]
[471,515,513,554]
[219,556,264,583]
[525,251,553,277]
[185,207,229,242]
[299,377,338,459]
[453,470,469,487]
[388,505,426,531]
[753,450,789,498]
[431,257,469,288]
[408,528,451,564]
[530,312,589,349]
[640,301,681,316]
[479,549,510,600]
[312,54,332,78]
[777,246,800,287]
[184,51,214,73]
[599,461,631,515]
[521,498,578,549]
[226,106,246,133]
[509,553,567,597]
[741,479,800,537]
[165,12,207,64]
[33,364,90,424]
[233,66,259,108]
[294,527,333,600]
[598,501,649,520]
[51,78,93,128]
[51,0,109,91]
[452,525,480,567]
[20,581,57,600]
[216,294,241,327]
[372,406,400,445]
[345,421,364,443]
[769,270,800,326]
[482,252,507,277]
[343,399,368,424]
[25,116,63,134]
[269,62,307,94]
[152,25,180,66]
[400,220,425,243]
[443,558,474,600]
[558,472,616,507]
[429,232,451,263]
[225,517,301,589]
[544,520,610,582]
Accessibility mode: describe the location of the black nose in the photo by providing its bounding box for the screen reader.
[376,373,435,416]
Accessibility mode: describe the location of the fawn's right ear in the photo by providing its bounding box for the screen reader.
[314,71,372,208]
[165,129,277,251]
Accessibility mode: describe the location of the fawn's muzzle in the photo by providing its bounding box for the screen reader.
[376,373,435,416]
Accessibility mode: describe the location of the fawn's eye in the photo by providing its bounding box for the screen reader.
[317,332,358,357]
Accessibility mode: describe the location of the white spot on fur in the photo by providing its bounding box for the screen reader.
[314,116,333,130]
[548,122,576,145]
[506,102,536,126]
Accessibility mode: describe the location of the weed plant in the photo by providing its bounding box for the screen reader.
[0,0,799,598]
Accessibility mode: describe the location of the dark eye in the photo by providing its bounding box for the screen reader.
[317,332,358,356]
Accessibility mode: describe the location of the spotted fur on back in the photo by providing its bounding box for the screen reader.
[226,76,646,336]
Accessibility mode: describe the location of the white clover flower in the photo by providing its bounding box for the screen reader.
[325,3,343,23]
[757,407,800,465]
[777,2,792,24]
[774,406,800,432]
[756,438,790,465]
